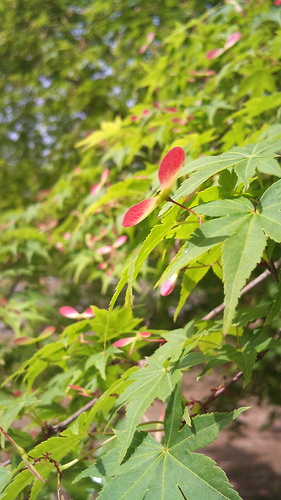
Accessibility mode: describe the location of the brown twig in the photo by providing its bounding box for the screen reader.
[198,333,281,412]
[28,452,63,500]
[203,258,281,321]
[201,371,243,411]
[51,397,98,434]
[0,459,11,467]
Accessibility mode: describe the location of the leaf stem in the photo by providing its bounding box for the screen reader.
[60,435,117,471]
[167,196,201,220]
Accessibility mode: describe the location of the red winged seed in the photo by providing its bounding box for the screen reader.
[59,306,79,318]
[158,146,185,192]
[122,198,158,227]
[206,48,224,60]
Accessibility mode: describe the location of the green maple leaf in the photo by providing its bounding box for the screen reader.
[159,182,279,334]
[256,178,281,243]
[151,326,193,364]
[76,386,247,500]
[174,245,223,320]
[222,214,266,333]
[113,346,206,464]
[170,139,281,201]
[222,345,258,387]
[157,213,249,286]
[226,140,281,186]
[115,358,182,462]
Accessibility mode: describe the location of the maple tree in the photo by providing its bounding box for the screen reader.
[1,1,281,499]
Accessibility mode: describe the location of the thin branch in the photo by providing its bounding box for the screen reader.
[51,397,98,433]
[201,371,243,410]
[203,258,281,321]
[0,459,11,467]
[198,331,281,411]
